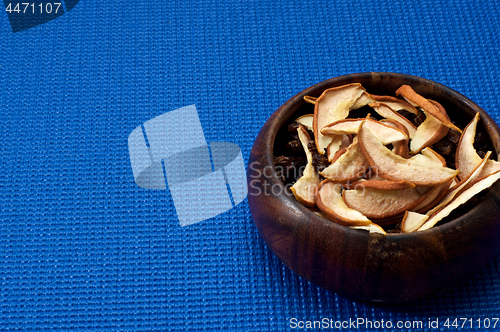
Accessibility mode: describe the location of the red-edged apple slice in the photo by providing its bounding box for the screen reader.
[409,100,449,154]
[320,137,369,182]
[321,118,408,144]
[419,169,500,231]
[369,102,417,139]
[368,94,419,114]
[456,113,500,180]
[411,180,452,214]
[395,85,462,133]
[401,211,429,233]
[343,185,429,220]
[326,135,344,162]
[290,126,320,207]
[314,179,371,226]
[358,121,459,186]
[295,114,314,131]
[352,92,375,109]
[349,178,415,191]
[313,83,366,154]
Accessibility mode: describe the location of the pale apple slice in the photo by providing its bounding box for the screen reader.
[343,185,428,219]
[314,180,371,226]
[321,118,408,144]
[411,180,452,213]
[313,83,366,154]
[352,92,375,109]
[410,147,446,167]
[425,151,491,217]
[401,211,429,233]
[409,111,448,154]
[326,135,344,162]
[350,223,387,235]
[456,113,500,180]
[320,137,369,182]
[369,102,417,139]
[395,85,462,133]
[380,118,410,158]
[295,114,314,131]
[290,126,320,207]
[368,94,419,114]
[419,169,500,231]
[358,121,459,186]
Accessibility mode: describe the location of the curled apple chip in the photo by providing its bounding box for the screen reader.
[369,102,417,139]
[321,118,408,144]
[419,169,500,231]
[358,121,459,186]
[380,119,410,158]
[313,83,366,154]
[290,126,320,207]
[314,180,371,226]
[456,113,500,180]
[320,137,369,182]
[395,85,462,133]
[410,147,446,167]
[409,110,448,154]
[295,114,314,131]
[368,94,419,114]
[349,178,415,191]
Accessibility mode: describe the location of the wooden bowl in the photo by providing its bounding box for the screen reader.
[247,72,500,302]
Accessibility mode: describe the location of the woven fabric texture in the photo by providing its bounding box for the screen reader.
[1,0,500,330]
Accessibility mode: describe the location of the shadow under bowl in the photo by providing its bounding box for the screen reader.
[247,72,500,302]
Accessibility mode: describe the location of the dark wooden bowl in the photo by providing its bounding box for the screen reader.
[247,72,500,302]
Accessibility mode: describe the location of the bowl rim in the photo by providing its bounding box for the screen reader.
[260,71,500,238]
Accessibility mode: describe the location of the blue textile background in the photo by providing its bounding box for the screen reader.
[1,0,500,330]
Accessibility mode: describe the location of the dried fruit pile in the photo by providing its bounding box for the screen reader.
[274,83,500,234]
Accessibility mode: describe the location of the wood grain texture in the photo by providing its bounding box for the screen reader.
[247,72,500,302]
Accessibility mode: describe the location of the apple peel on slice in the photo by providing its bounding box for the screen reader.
[358,121,459,186]
[314,180,371,226]
[290,126,320,207]
[350,223,387,235]
[320,137,369,182]
[313,83,366,154]
[321,118,408,145]
[395,85,462,133]
[456,113,500,180]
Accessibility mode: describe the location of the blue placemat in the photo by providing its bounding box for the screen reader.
[1,0,500,330]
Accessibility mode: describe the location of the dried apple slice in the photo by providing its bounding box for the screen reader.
[395,85,462,133]
[358,121,459,186]
[314,180,371,226]
[320,137,369,182]
[456,113,500,180]
[419,169,500,231]
[326,135,344,162]
[304,96,317,104]
[411,180,452,213]
[368,94,419,114]
[350,178,415,190]
[350,223,387,235]
[380,119,410,158]
[295,114,314,131]
[410,147,446,167]
[290,126,320,207]
[321,118,408,144]
[409,111,448,154]
[343,185,428,219]
[401,211,429,233]
[313,83,366,154]
[425,151,491,217]
[369,102,417,139]
[352,92,375,109]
